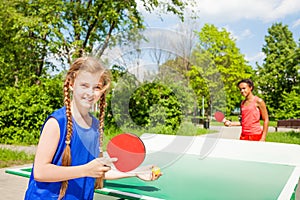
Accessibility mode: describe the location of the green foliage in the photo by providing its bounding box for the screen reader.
[189,24,253,116]
[0,148,35,168]
[106,63,198,135]
[0,0,65,87]
[0,0,189,87]
[256,23,299,117]
[276,88,300,119]
[1,2,299,146]
[158,62,196,116]
[0,76,63,144]
[130,82,182,133]
[106,68,139,130]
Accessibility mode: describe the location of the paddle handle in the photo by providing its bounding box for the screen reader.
[95,175,104,189]
[94,156,118,189]
[221,117,226,123]
[95,154,105,189]
[99,177,104,188]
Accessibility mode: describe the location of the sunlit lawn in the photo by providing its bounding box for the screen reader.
[0,148,35,168]
[266,131,300,145]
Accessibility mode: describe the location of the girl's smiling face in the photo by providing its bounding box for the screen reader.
[71,70,103,109]
[238,82,253,97]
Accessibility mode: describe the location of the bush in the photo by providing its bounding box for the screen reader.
[129,82,183,133]
[0,76,63,144]
[276,89,300,119]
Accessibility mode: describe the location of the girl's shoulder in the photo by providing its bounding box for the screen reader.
[50,107,67,120]
[255,96,263,103]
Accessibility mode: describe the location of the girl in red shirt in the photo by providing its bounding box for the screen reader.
[224,79,269,141]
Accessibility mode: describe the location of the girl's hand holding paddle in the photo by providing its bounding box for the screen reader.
[224,120,232,127]
[84,157,117,178]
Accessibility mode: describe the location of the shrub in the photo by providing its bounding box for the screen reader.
[0,76,63,144]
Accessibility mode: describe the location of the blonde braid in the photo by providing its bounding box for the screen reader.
[58,77,73,199]
[94,93,107,189]
[57,57,111,195]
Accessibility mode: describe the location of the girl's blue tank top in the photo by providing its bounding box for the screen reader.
[24,107,100,200]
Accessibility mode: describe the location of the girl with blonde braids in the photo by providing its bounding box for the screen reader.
[25,57,161,200]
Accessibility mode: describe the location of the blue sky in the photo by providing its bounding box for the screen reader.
[137,0,300,68]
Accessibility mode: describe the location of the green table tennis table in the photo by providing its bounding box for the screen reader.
[6,133,300,200]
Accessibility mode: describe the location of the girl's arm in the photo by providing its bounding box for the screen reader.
[33,117,110,182]
[104,169,136,180]
[224,120,241,126]
[105,165,161,181]
[224,109,241,127]
[224,102,242,127]
[257,98,269,141]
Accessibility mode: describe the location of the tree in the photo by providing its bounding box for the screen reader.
[0,0,190,87]
[168,20,199,78]
[256,23,298,117]
[107,62,194,134]
[0,0,64,86]
[188,24,253,116]
[276,87,300,119]
[0,0,194,144]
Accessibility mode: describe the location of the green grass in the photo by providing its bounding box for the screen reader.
[266,131,300,145]
[0,148,35,168]
[176,122,217,135]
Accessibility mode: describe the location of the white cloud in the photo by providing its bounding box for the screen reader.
[264,0,300,21]
[240,29,253,39]
[188,0,300,23]
[245,52,265,66]
[222,26,253,42]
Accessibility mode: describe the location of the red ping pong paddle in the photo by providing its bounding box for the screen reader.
[107,133,146,172]
[214,111,226,122]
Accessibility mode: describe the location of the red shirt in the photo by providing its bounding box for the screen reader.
[241,96,262,135]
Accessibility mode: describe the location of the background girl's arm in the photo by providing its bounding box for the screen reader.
[257,98,269,141]
[33,117,110,182]
[225,120,241,126]
[224,106,241,127]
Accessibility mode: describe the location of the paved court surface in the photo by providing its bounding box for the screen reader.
[0,164,31,200]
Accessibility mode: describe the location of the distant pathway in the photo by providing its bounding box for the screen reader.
[0,144,36,154]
